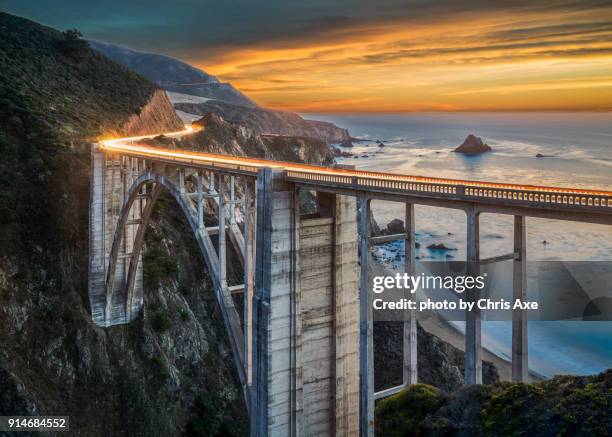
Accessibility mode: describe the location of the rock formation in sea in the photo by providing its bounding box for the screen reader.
[427,243,457,251]
[454,134,492,154]
[386,218,405,234]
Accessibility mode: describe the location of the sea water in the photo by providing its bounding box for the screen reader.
[304,112,612,377]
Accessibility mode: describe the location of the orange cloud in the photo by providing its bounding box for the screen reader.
[191,5,612,112]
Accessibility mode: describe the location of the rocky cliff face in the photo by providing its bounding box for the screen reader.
[374,322,499,393]
[159,113,335,166]
[175,100,353,145]
[119,89,184,136]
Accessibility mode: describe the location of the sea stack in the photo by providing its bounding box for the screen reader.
[454,134,492,154]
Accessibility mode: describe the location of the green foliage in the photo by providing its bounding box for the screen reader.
[143,231,178,286]
[375,384,447,437]
[553,380,611,435]
[0,12,156,262]
[185,392,247,436]
[481,382,551,436]
[151,310,172,332]
[151,356,170,379]
[179,309,190,321]
[374,370,612,437]
[56,29,90,61]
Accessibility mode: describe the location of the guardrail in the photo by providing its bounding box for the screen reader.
[99,143,612,213]
[285,169,612,212]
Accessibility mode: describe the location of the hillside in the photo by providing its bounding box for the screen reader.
[375,370,612,436]
[0,11,248,436]
[90,41,257,108]
[175,99,353,146]
[89,40,353,145]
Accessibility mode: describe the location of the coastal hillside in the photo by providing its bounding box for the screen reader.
[0,11,247,436]
[90,41,257,108]
[175,99,353,145]
[89,40,353,145]
[375,370,612,436]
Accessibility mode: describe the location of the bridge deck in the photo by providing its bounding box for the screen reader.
[100,141,612,218]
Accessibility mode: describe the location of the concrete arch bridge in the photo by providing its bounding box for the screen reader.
[89,131,612,436]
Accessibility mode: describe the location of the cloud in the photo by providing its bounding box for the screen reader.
[2,0,612,111]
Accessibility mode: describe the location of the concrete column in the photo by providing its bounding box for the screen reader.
[89,146,145,327]
[465,208,482,385]
[298,214,333,435]
[358,195,374,437]
[297,193,359,437]
[244,177,256,387]
[179,168,185,194]
[218,174,227,289]
[89,145,107,325]
[230,175,236,225]
[333,195,360,437]
[251,168,298,437]
[403,203,417,386]
[512,216,528,381]
[197,172,204,230]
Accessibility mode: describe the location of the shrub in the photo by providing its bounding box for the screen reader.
[151,310,172,332]
[179,309,189,321]
[375,370,612,437]
[185,392,246,436]
[375,384,447,436]
[57,29,90,61]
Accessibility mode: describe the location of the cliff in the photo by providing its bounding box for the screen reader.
[119,89,184,136]
[375,322,499,393]
[162,112,335,165]
[175,100,353,145]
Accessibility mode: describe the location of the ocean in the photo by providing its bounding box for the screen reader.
[303,112,612,377]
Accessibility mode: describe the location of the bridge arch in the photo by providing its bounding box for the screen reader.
[91,161,249,396]
[104,172,222,320]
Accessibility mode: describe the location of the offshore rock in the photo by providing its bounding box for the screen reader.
[454,134,492,154]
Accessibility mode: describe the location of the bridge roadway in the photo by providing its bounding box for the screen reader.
[101,136,612,224]
[93,129,612,437]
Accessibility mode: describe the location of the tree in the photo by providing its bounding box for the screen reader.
[57,29,90,61]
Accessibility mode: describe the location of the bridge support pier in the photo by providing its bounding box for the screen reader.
[358,196,374,437]
[251,171,361,436]
[89,147,146,326]
[465,208,482,385]
[403,203,418,386]
[512,215,528,382]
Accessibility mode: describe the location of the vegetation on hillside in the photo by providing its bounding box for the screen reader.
[0,11,157,261]
[0,12,248,436]
[375,370,612,436]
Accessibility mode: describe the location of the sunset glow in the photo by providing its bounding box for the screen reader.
[191,6,612,112]
[6,0,612,113]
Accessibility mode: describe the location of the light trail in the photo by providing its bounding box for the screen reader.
[99,125,612,198]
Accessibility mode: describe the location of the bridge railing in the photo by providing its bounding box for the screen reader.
[285,169,612,212]
[101,143,612,213]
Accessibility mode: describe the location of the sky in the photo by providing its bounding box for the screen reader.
[2,0,612,112]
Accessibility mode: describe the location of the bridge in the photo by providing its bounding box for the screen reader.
[88,128,612,436]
